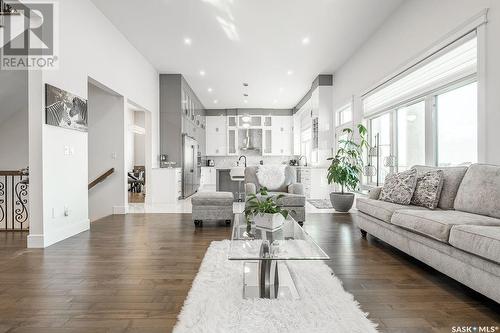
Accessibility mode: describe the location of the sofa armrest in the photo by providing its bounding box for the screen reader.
[368,186,382,200]
[288,183,305,195]
[245,183,256,195]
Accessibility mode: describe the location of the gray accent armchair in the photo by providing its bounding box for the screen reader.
[244,166,306,224]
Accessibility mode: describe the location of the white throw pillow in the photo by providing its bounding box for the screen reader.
[256,165,286,191]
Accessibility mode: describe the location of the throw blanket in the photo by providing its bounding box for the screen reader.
[256,165,286,191]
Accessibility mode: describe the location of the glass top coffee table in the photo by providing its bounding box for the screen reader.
[228,213,330,299]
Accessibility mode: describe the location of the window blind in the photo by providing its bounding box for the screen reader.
[363,32,477,115]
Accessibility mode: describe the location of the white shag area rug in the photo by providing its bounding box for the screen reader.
[173,240,378,333]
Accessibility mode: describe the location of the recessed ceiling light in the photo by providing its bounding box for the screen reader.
[287,70,293,75]
[199,70,206,76]
[244,100,248,104]
[302,37,310,45]
[273,99,278,104]
[184,37,192,45]
[279,87,284,92]
[242,123,250,128]
[208,88,213,93]
[213,99,218,104]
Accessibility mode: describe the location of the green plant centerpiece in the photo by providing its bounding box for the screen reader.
[244,187,290,230]
[327,124,369,212]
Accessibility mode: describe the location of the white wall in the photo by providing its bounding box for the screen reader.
[0,109,28,170]
[0,70,28,170]
[332,0,500,164]
[125,108,135,172]
[88,83,126,222]
[134,111,146,167]
[28,0,159,248]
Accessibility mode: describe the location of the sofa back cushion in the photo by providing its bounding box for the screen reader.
[454,164,500,219]
[412,165,468,210]
[245,165,296,193]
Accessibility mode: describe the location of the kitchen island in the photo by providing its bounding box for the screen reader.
[216,168,245,202]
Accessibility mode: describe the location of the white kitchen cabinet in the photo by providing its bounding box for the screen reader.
[206,116,227,156]
[227,128,238,155]
[201,167,216,186]
[297,167,332,199]
[265,116,292,156]
[150,168,182,203]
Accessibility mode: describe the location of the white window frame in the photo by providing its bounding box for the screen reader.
[365,76,478,185]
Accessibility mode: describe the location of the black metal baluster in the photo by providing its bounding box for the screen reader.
[5,175,8,230]
[11,176,14,230]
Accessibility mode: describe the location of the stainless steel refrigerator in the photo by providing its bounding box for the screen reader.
[182,135,200,198]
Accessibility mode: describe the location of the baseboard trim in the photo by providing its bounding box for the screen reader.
[113,205,129,215]
[27,219,90,248]
[27,234,45,248]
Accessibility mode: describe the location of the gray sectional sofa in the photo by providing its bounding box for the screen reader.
[356,164,500,303]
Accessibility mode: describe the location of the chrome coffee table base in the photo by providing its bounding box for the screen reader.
[243,261,300,299]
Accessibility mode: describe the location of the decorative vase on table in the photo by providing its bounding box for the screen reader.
[254,213,285,229]
[327,124,370,213]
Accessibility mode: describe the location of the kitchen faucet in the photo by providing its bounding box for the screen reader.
[238,155,247,167]
[298,155,308,167]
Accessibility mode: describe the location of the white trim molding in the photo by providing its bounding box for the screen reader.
[27,219,90,248]
[113,205,129,215]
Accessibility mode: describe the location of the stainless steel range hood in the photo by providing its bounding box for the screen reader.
[240,129,257,151]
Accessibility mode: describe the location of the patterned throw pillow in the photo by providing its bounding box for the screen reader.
[379,168,418,205]
[411,170,444,209]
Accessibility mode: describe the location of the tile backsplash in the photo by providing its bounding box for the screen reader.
[205,156,296,168]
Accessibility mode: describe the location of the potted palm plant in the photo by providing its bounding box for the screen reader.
[244,187,290,229]
[327,124,369,212]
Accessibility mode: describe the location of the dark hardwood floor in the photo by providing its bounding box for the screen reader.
[128,192,145,203]
[0,213,498,333]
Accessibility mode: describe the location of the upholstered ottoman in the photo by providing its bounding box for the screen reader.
[191,192,234,227]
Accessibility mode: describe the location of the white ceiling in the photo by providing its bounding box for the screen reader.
[91,0,403,109]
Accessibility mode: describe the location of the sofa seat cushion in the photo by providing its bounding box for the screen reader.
[449,225,500,264]
[413,165,468,210]
[356,198,428,223]
[391,210,500,243]
[266,192,305,207]
[454,164,500,219]
[192,192,234,206]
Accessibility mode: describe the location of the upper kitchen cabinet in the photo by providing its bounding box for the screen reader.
[206,112,293,157]
[263,116,292,156]
[206,116,227,156]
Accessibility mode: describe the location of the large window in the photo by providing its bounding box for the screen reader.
[336,103,352,127]
[363,32,480,184]
[367,80,478,184]
[437,82,478,166]
[397,101,426,171]
[369,113,392,183]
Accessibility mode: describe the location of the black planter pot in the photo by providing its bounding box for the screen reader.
[329,192,355,212]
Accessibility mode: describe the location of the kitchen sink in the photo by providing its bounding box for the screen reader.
[229,167,246,181]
